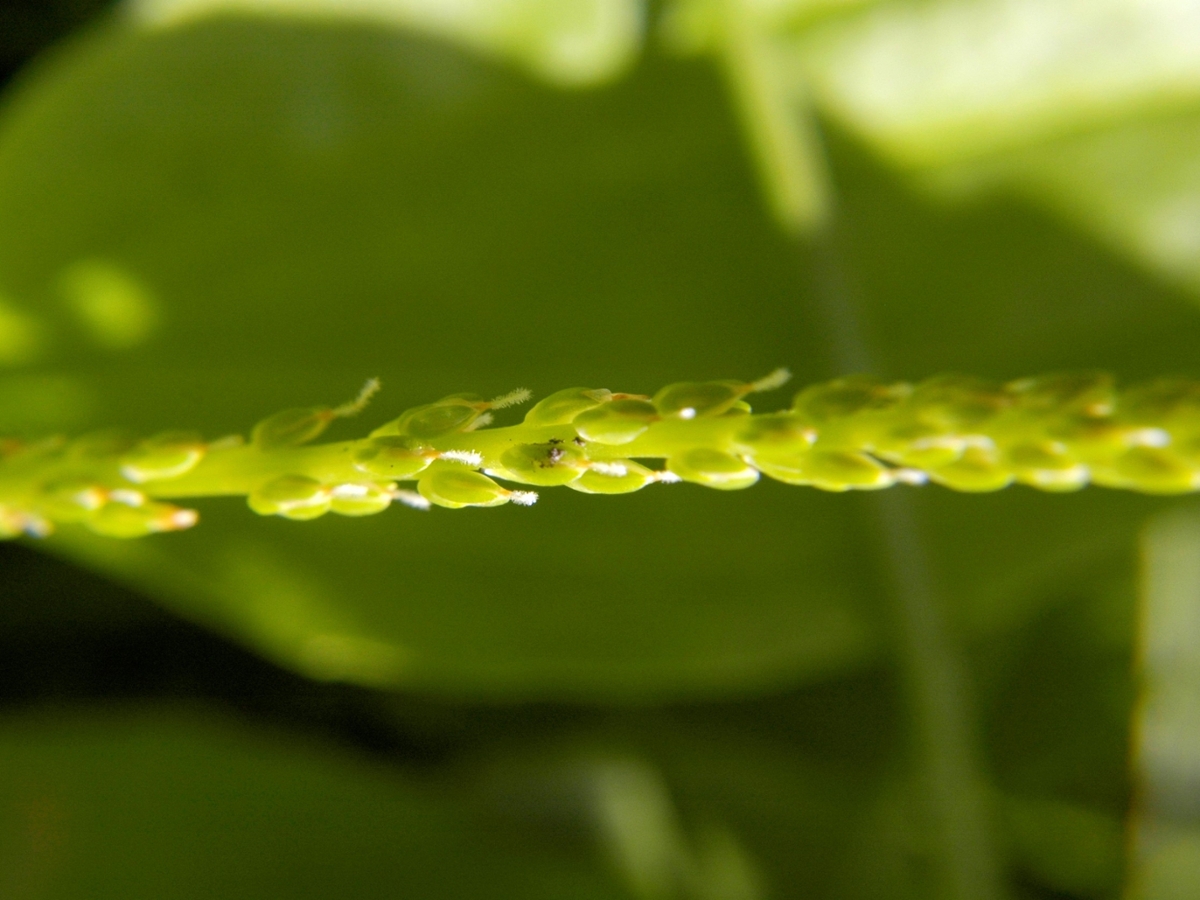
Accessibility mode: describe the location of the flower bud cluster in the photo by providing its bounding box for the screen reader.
[7,371,1200,540]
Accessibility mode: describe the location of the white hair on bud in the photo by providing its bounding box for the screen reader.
[654,471,683,484]
[392,489,431,510]
[110,489,146,507]
[463,412,493,432]
[489,388,532,409]
[893,468,929,485]
[590,461,628,477]
[163,508,200,530]
[331,483,370,498]
[507,490,538,506]
[749,367,791,393]
[333,377,382,418]
[1131,427,1171,448]
[439,449,483,466]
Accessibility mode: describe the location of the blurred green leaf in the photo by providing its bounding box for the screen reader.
[0,706,629,899]
[129,0,644,86]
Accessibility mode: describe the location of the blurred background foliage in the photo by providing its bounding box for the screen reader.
[3,0,1200,897]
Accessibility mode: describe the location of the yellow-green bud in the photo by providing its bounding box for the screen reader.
[247,474,331,520]
[329,482,394,516]
[87,500,198,538]
[497,442,587,486]
[567,460,657,494]
[573,399,659,445]
[523,388,612,425]
[667,449,759,490]
[252,407,333,450]
[352,436,434,479]
[119,431,206,483]
[653,380,746,418]
[752,450,897,491]
[926,447,1013,492]
[1096,447,1200,494]
[418,466,535,509]
[372,395,483,440]
[1004,442,1088,491]
[39,481,107,523]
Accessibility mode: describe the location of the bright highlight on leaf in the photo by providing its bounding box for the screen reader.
[8,369,1200,539]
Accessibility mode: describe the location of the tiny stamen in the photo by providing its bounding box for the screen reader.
[489,388,532,410]
[392,489,431,510]
[332,377,382,418]
[749,367,791,393]
[439,449,483,467]
[507,490,539,506]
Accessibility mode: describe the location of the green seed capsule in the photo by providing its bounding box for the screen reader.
[247,474,331,520]
[119,431,206,483]
[667,448,759,490]
[498,442,587,486]
[792,376,909,448]
[1005,442,1088,491]
[39,481,108,522]
[754,450,895,492]
[1007,371,1114,417]
[1095,447,1200,494]
[927,447,1013,492]
[909,374,1009,431]
[653,380,746,418]
[252,407,333,449]
[418,467,512,509]
[352,436,433,479]
[572,399,659,445]
[734,414,815,455]
[329,482,394,516]
[523,388,612,425]
[567,460,656,494]
[372,395,485,440]
[86,501,198,538]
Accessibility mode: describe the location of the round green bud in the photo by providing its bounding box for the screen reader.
[792,377,908,449]
[1007,371,1114,417]
[1004,442,1088,491]
[329,482,394,516]
[119,431,206,483]
[572,399,659,445]
[252,407,333,449]
[567,460,655,495]
[667,448,759,491]
[653,380,745,418]
[1119,378,1200,426]
[1095,447,1200,494]
[39,481,108,523]
[417,467,513,509]
[373,396,485,440]
[927,447,1013,492]
[734,414,815,456]
[87,500,198,538]
[753,450,895,491]
[793,376,908,422]
[352,437,433,479]
[909,374,1008,431]
[497,442,587,486]
[523,388,612,425]
[247,474,331,520]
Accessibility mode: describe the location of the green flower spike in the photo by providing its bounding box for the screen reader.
[12,370,1200,539]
